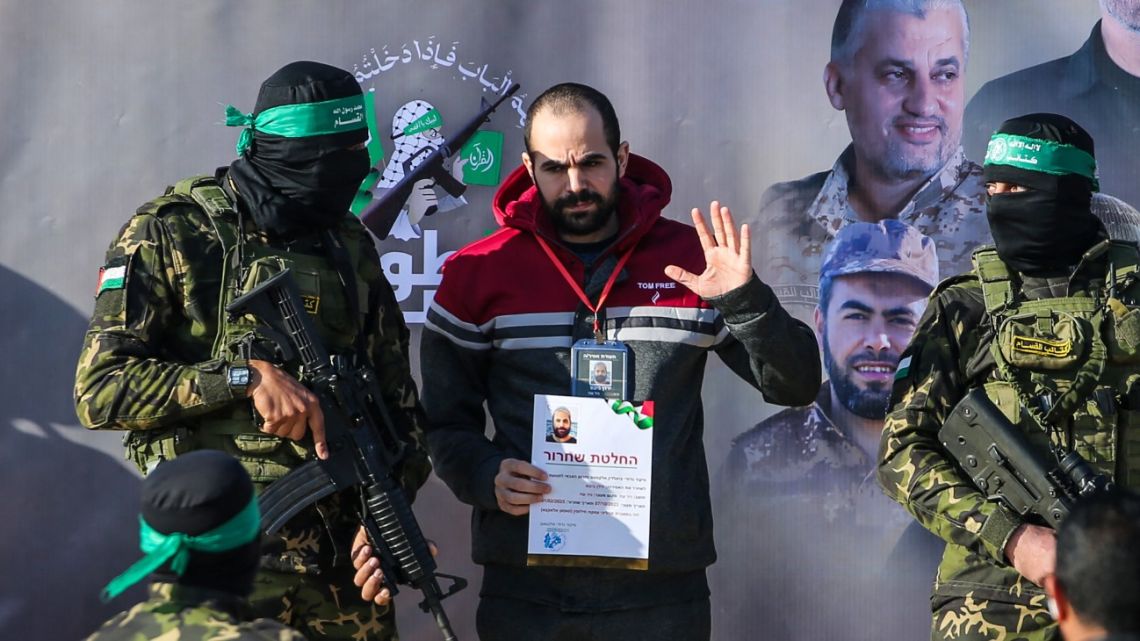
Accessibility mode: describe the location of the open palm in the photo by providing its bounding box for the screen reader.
[665,201,752,299]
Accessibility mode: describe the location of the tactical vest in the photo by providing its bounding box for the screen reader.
[124,175,372,482]
[972,241,1140,488]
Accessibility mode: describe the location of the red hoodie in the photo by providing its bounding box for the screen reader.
[438,153,709,325]
[420,153,820,601]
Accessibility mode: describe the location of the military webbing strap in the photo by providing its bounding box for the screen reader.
[320,229,367,358]
[173,176,241,251]
[972,241,1140,317]
[1106,241,1140,299]
[972,248,1015,322]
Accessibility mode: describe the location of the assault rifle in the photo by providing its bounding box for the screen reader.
[939,388,1112,528]
[226,269,466,641]
[360,83,520,240]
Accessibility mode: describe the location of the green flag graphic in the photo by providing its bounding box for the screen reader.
[459,130,504,187]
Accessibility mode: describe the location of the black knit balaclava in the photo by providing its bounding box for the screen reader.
[228,61,371,236]
[983,113,1106,275]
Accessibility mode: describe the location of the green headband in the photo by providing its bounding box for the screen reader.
[100,497,260,602]
[984,133,1099,189]
[225,94,368,155]
[400,108,443,137]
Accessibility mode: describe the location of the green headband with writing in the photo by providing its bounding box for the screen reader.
[984,133,1099,189]
[225,94,368,155]
[100,497,260,602]
[400,108,443,137]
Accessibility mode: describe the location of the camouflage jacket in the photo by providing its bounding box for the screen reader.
[723,382,912,538]
[74,172,431,570]
[86,583,306,641]
[747,146,991,326]
[878,269,1082,607]
[725,383,868,496]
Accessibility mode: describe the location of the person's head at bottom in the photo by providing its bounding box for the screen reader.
[1046,489,1140,641]
[101,450,261,602]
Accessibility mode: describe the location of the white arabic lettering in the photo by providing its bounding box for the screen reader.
[334,115,364,127]
[352,39,527,126]
[381,230,455,324]
[511,94,528,128]
[468,142,494,172]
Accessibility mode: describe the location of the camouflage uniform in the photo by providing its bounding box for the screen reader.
[86,583,306,641]
[75,173,432,640]
[747,146,990,326]
[726,383,870,502]
[714,221,941,640]
[879,239,1140,641]
[716,385,924,641]
[726,218,939,522]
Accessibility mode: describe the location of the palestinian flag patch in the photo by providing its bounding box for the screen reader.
[97,265,127,295]
[894,355,912,380]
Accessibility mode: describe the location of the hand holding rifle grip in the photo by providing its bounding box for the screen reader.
[225,269,467,640]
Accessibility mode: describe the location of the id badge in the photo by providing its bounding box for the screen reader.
[571,338,629,399]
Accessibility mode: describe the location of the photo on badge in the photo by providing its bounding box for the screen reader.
[570,338,629,399]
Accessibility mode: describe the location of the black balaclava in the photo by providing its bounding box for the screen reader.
[228,61,371,237]
[983,113,1106,275]
[143,450,261,597]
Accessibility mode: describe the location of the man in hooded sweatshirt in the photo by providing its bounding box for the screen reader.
[74,61,431,641]
[879,112,1140,641]
[418,82,821,640]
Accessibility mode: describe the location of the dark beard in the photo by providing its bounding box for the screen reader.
[823,334,894,420]
[545,182,620,237]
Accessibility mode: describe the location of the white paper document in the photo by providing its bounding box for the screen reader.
[527,394,653,569]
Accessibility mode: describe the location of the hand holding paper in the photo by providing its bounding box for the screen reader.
[494,458,551,516]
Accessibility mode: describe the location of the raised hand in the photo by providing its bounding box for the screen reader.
[664,200,752,299]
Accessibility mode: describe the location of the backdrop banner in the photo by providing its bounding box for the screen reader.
[2,1,1130,639]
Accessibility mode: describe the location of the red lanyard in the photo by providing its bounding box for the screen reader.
[534,235,636,342]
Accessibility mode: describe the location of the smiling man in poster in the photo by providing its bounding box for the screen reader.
[749,0,989,327]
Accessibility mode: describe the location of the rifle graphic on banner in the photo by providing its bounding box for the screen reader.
[360,83,520,240]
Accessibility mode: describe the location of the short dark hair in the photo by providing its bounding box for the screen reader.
[1056,489,1140,633]
[524,82,621,158]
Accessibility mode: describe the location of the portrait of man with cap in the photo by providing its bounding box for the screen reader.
[725,219,938,495]
[715,220,940,641]
[87,450,306,640]
[74,61,432,641]
[879,113,1140,641]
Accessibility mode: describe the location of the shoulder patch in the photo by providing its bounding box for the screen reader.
[894,355,912,380]
[96,255,129,296]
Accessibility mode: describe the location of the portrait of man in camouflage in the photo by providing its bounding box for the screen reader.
[746,0,989,327]
[87,450,306,641]
[880,113,1135,641]
[715,220,939,641]
[726,219,937,500]
[73,61,431,641]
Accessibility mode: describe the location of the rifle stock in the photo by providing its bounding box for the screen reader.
[939,388,1111,528]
